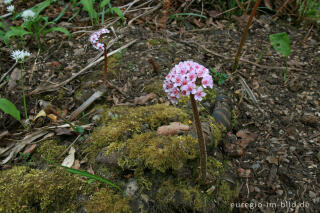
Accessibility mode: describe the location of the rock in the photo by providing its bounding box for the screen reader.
[276,190,284,196]
[309,191,316,199]
[125,179,138,197]
[74,48,85,56]
[300,113,319,127]
[254,187,261,193]
[251,163,260,169]
[95,148,119,167]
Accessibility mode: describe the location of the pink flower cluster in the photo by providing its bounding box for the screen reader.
[163,61,213,103]
[89,28,110,51]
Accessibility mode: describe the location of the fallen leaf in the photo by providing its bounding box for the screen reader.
[157,122,190,136]
[133,93,156,105]
[80,156,88,164]
[71,160,81,169]
[47,114,57,122]
[87,164,94,174]
[266,156,279,165]
[236,129,258,148]
[55,128,73,136]
[22,144,37,155]
[237,168,251,178]
[61,146,75,168]
[8,68,21,90]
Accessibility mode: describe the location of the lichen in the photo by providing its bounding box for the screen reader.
[84,188,131,213]
[0,166,92,213]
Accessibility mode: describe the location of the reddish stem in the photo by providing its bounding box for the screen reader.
[104,42,108,88]
[190,94,207,182]
[232,0,261,72]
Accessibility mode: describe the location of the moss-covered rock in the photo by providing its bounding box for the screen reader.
[0,166,91,213]
[117,132,198,172]
[85,188,131,213]
[34,139,66,162]
[85,104,189,159]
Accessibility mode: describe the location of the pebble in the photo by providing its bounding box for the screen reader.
[251,163,260,169]
[125,179,139,198]
[254,187,261,193]
[276,190,284,196]
[309,191,316,199]
[289,146,296,152]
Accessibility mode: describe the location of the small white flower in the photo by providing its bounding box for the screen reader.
[22,10,36,22]
[7,5,14,13]
[89,28,110,51]
[11,50,31,63]
[4,0,13,5]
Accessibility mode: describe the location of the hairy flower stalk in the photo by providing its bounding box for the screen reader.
[11,50,31,120]
[89,28,110,87]
[163,61,213,182]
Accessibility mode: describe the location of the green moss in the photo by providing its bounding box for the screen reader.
[216,180,238,212]
[85,104,189,158]
[0,166,90,213]
[107,54,123,79]
[119,132,198,172]
[85,188,131,213]
[144,80,165,97]
[208,115,225,147]
[155,179,207,212]
[147,39,160,46]
[35,139,66,162]
[231,109,238,128]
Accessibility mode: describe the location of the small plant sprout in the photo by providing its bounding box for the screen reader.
[90,28,110,87]
[11,49,31,121]
[4,0,13,5]
[163,61,213,182]
[269,32,291,81]
[7,5,14,13]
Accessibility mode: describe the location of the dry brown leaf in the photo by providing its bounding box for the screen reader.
[236,129,258,148]
[8,68,21,90]
[71,160,81,169]
[237,168,251,178]
[157,122,190,136]
[54,127,73,136]
[22,144,37,155]
[87,164,94,175]
[133,93,156,105]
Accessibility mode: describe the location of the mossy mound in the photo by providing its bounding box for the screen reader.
[34,139,66,162]
[116,132,199,172]
[85,188,131,213]
[0,166,93,213]
[86,104,189,158]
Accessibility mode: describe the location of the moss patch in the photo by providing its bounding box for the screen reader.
[85,188,131,213]
[0,166,91,213]
[85,104,189,158]
[34,139,66,162]
[117,132,198,172]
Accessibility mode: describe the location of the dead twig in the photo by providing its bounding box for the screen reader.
[57,134,82,159]
[128,3,162,26]
[29,39,137,95]
[199,45,304,71]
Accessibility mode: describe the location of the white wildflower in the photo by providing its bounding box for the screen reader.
[4,0,13,5]
[11,50,31,63]
[22,10,35,22]
[7,5,14,13]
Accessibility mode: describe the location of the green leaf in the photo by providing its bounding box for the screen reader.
[74,126,84,134]
[32,0,53,16]
[4,27,32,45]
[107,7,124,21]
[169,13,207,20]
[43,27,71,37]
[0,98,21,121]
[80,0,98,24]
[0,22,5,30]
[53,2,70,23]
[269,32,291,57]
[100,0,110,9]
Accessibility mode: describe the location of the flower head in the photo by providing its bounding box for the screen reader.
[4,0,13,5]
[163,61,213,103]
[11,50,31,63]
[7,5,14,13]
[89,28,110,51]
[22,10,35,22]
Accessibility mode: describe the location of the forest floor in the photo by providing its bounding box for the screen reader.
[0,0,319,212]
